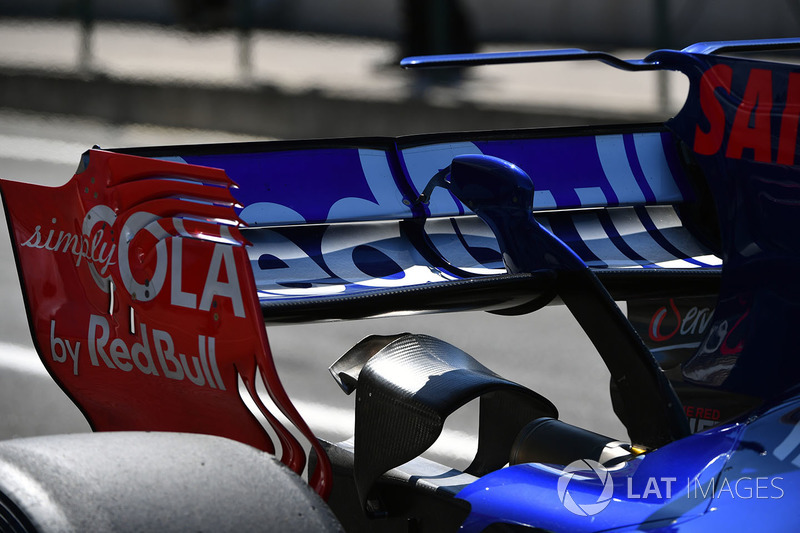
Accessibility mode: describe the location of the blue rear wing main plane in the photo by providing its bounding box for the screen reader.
[1,38,800,532]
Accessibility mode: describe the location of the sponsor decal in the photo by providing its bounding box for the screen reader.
[50,316,225,390]
[694,64,800,164]
[683,405,722,433]
[21,212,116,278]
[647,298,715,344]
[695,307,749,357]
[22,210,244,314]
[30,204,245,389]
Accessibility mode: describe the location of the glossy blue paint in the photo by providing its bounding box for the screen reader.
[458,394,800,532]
[182,147,413,225]
[159,128,715,305]
[179,132,692,224]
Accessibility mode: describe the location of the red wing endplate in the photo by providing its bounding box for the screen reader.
[0,149,331,498]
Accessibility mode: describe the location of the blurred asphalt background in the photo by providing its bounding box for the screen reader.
[0,0,798,460]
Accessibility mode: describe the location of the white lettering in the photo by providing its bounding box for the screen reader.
[681,307,697,334]
[320,223,446,290]
[716,478,734,498]
[680,306,714,336]
[50,320,80,375]
[50,320,68,364]
[772,477,785,499]
[626,478,641,499]
[642,477,662,499]
[699,320,728,354]
[109,338,133,372]
[199,335,217,389]
[152,328,184,380]
[688,417,718,433]
[22,220,117,277]
[21,225,43,248]
[199,244,244,318]
[87,315,115,369]
[179,350,205,386]
[131,324,159,376]
[663,477,676,499]
[118,211,168,302]
[685,476,785,500]
[170,238,198,310]
[735,477,752,499]
[694,479,715,499]
[207,336,225,391]
[755,477,769,499]
[49,316,224,389]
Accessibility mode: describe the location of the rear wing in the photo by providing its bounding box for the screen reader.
[4,37,800,493]
[114,123,721,322]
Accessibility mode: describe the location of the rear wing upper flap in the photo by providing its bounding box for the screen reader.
[107,133,719,324]
[114,122,721,320]
[116,123,694,225]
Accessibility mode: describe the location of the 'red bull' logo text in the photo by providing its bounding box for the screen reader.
[694,65,800,164]
[50,316,225,390]
[684,404,722,433]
